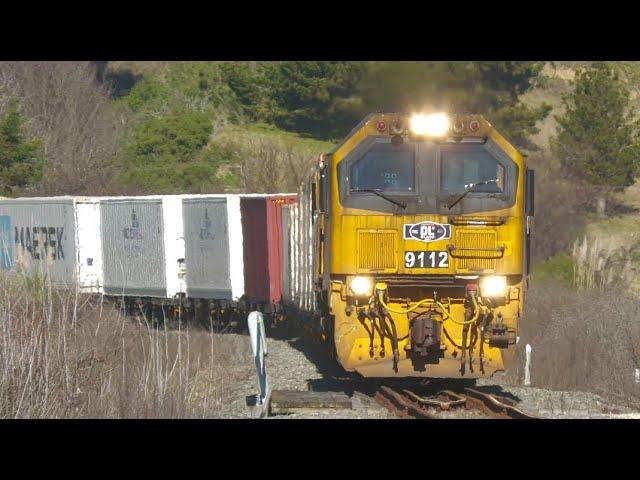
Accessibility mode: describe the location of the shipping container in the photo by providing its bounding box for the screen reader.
[182,195,244,300]
[100,196,185,298]
[0,196,108,294]
[239,195,296,308]
[282,180,316,312]
[0,197,78,287]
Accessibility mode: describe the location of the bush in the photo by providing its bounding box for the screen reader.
[216,131,319,193]
[527,151,590,261]
[0,272,253,418]
[531,253,575,287]
[117,110,234,194]
[506,281,640,408]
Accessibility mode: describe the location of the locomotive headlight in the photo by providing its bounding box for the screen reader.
[410,113,449,137]
[479,275,507,298]
[350,276,374,297]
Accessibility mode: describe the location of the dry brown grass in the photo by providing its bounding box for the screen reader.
[0,272,253,418]
[505,280,640,407]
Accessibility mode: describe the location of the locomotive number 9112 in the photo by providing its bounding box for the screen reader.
[404,251,449,268]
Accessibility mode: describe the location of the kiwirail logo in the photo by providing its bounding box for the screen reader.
[403,221,451,243]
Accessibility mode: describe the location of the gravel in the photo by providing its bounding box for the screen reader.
[201,330,640,419]
[205,331,393,419]
[476,378,640,419]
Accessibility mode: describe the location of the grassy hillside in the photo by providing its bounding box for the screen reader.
[514,62,640,291]
[521,61,640,152]
[107,61,334,195]
[208,123,334,194]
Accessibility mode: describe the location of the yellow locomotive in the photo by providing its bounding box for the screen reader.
[289,112,534,378]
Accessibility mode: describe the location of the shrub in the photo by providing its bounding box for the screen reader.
[0,272,253,418]
[506,281,640,408]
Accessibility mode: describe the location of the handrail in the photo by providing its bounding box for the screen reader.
[446,244,506,259]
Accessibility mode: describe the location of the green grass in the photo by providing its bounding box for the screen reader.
[213,122,335,153]
[531,252,575,287]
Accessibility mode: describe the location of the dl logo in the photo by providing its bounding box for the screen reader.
[403,221,451,243]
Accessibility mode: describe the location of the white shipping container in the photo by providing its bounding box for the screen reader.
[0,196,104,293]
[99,194,249,300]
[0,193,298,305]
[283,178,316,312]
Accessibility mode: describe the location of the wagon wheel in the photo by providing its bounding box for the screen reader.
[151,304,165,327]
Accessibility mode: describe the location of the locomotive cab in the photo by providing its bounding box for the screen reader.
[311,113,532,378]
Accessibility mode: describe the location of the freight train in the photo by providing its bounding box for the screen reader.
[0,112,533,379]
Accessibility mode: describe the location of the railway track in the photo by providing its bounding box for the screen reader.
[373,385,540,419]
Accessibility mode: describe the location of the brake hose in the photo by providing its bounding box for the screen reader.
[376,290,481,326]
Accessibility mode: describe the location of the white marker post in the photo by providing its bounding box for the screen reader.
[635,368,640,385]
[248,311,269,407]
[524,344,532,387]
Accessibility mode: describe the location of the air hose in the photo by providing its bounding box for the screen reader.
[376,290,481,326]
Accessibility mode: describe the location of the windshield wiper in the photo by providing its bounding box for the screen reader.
[350,189,407,209]
[446,179,498,210]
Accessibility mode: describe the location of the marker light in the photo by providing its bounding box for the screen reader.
[391,121,404,135]
[350,276,374,297]
[410,113,449,137]
[479,275,507,298]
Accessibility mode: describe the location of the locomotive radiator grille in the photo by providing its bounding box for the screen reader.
[357,230,397,273]
[454,229,498,271]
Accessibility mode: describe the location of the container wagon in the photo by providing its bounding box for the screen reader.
[0,193,298,327]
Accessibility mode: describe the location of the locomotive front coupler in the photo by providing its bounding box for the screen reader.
[488,313,510,349]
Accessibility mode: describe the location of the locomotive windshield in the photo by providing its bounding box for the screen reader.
[349,142,415,192]
[339,137,517,214]
[440,144,505,194]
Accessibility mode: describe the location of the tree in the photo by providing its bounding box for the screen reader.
[0,62,127,195]
[551,62,640,216]
[118,109,232,194]
[0,98,44,195]
[265,61,366,139]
